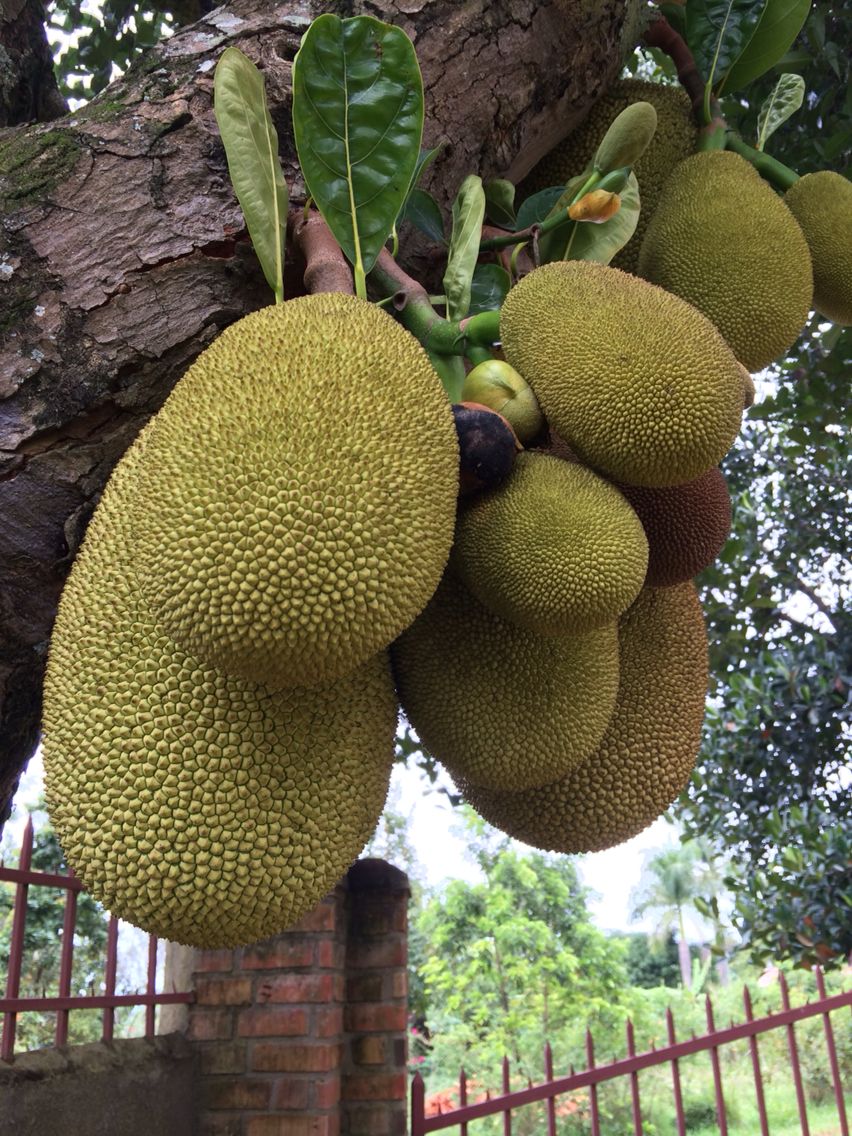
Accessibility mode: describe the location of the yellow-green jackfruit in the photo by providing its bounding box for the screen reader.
[461,583,708,853]
[520,79,697,273]
[452,452,648,635]
[637,151,813,371]
[784,170,852,325]
[391,571,620,793]
[43,431,397,948]
[500,261,745,487]
[132,293,458,690]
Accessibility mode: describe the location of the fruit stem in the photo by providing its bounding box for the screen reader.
[643,16,708,130]
[725,134,800,191]
[288,209,356,295]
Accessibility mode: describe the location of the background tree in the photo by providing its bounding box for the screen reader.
[630,842,708,987]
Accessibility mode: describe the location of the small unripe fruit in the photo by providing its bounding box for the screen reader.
[594,101,658,173]
[452,402,518,495]
[461,359,545,443]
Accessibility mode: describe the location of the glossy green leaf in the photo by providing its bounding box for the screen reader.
[514,186,567,232]
[537,172,594,263]
[443,175,486,323]
[756,73,806,150]
[484,179,516,228]
[398,145,443,223]
[467,263,511,316]
[214,47,288,303]
[292,14,424,296]
[686,0,767,100]
[400,187,445,243]
[718,0,812,95]
[561,173,640,265]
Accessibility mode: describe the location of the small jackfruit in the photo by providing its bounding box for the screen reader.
[131,293,458,690]
[452,452,648,635]
[43,432,397,948]
[615,467,731,588]
[500,261,745,487]
[461,583,708,853]
[593,100,657,174]
[784,171,852,325]
[520,79,697,273]
[637,151,813,371]
[391,571,620,793]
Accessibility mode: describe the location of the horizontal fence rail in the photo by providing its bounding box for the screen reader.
[1,817,194,1062]
[412,970,852,1135]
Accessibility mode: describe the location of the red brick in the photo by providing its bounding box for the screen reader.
[251,1042,342,1073]
[315,1006,343,1038]
[391,972,407,999]
[342,1072,407,1102]
[246,1119,337,1136]
[241,939,315,970]
[196,977,253,1006]
[290,899,337,933]
[347,1106,391,1136]
[204,1076,271,1111]
[345,974,383,1002]
[258,974,337,1004]
[313,1075,341,1109]
[237,1007,309,1037]
[351,1036,385,1065]
[199,1041,248,1075]
[187,1009,233,1041]
[271,1078,310,1110]
[194,948,235,973]
[316,939,343,969]
[345,939,406,969]
[344,1004,407,1033]
[197,1112,242,1136]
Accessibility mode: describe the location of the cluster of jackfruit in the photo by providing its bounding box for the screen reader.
[392,259,739,852]
[43,293,460,948]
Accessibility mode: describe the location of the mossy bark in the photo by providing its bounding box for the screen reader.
[0,0,641,826]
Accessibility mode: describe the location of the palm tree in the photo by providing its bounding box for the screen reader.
[630,842,705,987]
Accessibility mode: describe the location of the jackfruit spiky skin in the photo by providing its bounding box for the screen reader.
[452,452,648,634]
[637,151,813,371]
[461,583,708,853]
[615,467,731,588]
[500,261,745,487]
[43,432,397,948]
[520,80,697,273]
[390,571,620,793]
[131,293,458,690]
[784,171,852,325]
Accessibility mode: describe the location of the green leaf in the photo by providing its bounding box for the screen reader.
[214,47,288,303]
[686,0,768,103]
[400,187,445,243]
[544,174,640,265]
[467,263,511,315]
[718,0,812,95]
[443,174,486,323]
[756,73,806,149]
[292,14,424,297]
[536,173,592,262]
[484,179,516,228]
[514,186,567,231]
[398,144,443,224]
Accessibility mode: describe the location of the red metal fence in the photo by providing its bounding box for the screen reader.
[1,817,194,1062]
[412,970,852,1135]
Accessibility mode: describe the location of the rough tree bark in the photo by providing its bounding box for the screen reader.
[0,0,642,827]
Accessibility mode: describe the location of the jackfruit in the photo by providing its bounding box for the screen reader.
[43,430,397,948]
[615,467,731,588]
[391,571,620,793]
[784,171,852,325]
[461,583,708,852]
[461,359,545,444]
[500,261,745,487]
[131,293,459,690]
[452,452,648,635]
[519,79,697,273]
[637,151,813,371]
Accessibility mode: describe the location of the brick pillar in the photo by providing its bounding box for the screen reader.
[186,859,410,1136]
[342,860,410,1136]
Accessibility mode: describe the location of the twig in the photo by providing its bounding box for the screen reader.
[288,209,354,295]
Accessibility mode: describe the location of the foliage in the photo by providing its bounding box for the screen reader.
[616,931,683,989]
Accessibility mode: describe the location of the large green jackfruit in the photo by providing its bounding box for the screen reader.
[452,452,648,634]
[391,571,620,793]
[784,171,852,325]
[131,293,458,690]
[519,79,697,273]
[500,261,745,487]
[637,151,813,371]
[462,583,708,852]
[43,431,397,948]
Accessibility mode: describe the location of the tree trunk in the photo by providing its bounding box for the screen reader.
[0,0,642,828]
